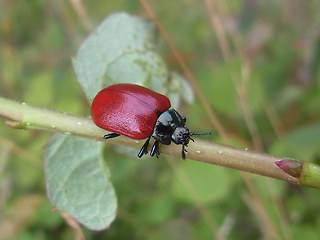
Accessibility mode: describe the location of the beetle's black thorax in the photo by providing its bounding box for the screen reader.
[152,109,186,145]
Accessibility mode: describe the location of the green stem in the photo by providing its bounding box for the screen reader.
[1,96,320,188]
[300,162,320,188]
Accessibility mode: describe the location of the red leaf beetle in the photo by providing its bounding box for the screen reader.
[91,83,211,159]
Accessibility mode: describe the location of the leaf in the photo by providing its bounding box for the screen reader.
[171,160,234,204]
[72,12,192,108]
[44,134,117,230]
[197,59,239,115]
[270,122,320,161]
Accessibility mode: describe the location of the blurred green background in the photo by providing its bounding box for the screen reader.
[1,0,320,239]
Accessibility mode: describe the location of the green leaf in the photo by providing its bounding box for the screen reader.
[72,12,192,107]
[291,225,320,240]
[270,121,320,161]
[171,160,234,204]
[197,59,239,115]
[44,134,117,230]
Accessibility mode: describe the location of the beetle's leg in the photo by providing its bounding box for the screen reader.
[104,133,120,139]
[150,140,160,158]
[138,136,151,158]
[182,116,187,124]
[181,144,187,160]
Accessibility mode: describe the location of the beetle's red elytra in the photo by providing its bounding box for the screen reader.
[91,83,211,159]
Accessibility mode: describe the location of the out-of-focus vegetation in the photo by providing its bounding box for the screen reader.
[1,0,320,239]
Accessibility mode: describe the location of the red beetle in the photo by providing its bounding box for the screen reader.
[91,83,210,159]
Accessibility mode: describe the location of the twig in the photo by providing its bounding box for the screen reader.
[2,97,316,187]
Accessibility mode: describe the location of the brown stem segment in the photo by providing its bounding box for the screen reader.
[178,141,299,184]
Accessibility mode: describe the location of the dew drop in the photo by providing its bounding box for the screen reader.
[245,147,249,151]
[77,121,82,126]
[218,150,222,154]
[22,102,26,105]
[51,125,56,128]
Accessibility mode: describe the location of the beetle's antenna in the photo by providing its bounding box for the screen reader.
[190,132,211,136]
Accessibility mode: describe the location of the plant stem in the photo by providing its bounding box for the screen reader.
[1,97,320,188]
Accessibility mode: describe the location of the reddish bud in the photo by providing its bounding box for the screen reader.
[275,159,303,178]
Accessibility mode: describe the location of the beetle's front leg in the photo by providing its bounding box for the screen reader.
[138,136,151,158]
[150,140,160,158]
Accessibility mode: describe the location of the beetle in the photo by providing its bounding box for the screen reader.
[91,83,211,159]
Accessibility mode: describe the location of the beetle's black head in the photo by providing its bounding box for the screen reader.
[172,127,211,159]
[171,127,192,159]
[172,127,190,145]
